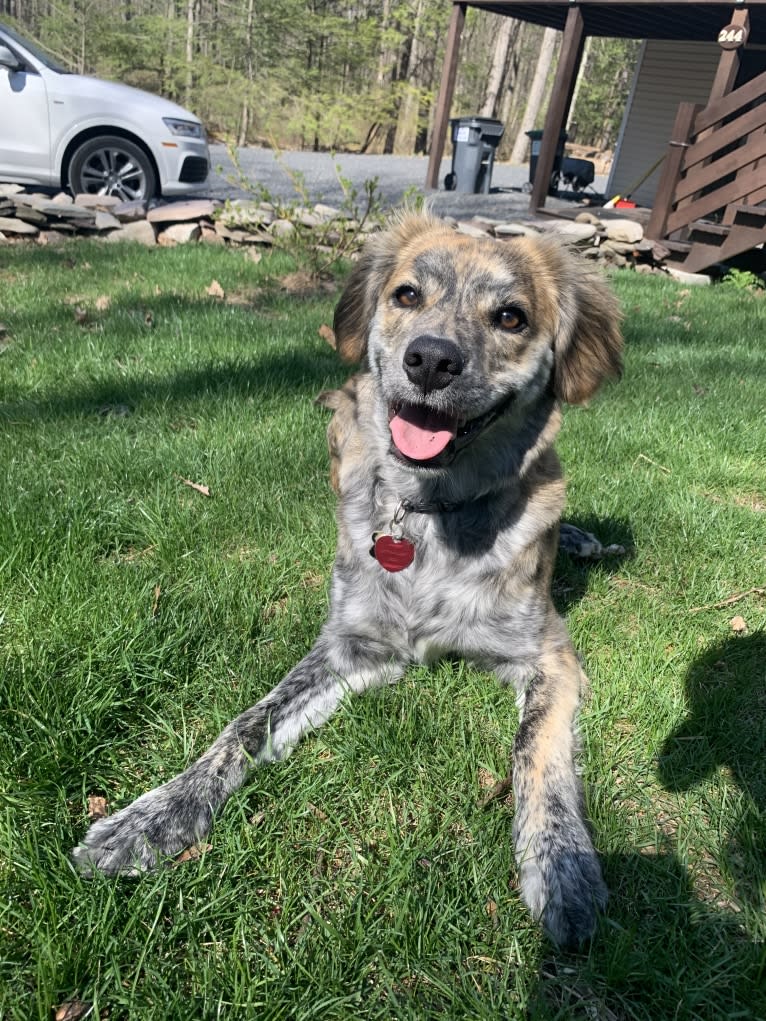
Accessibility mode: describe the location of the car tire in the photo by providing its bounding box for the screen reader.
[68,136,157,201]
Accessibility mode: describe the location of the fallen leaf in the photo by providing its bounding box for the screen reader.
[730,615,747,634]
[307,802,328,822]
[173,842,213,866]
[87,795,108,821]
[485,899,500,928]
[54,1000,92,1021]
[94,294,111,312]
[279,270,316,294]
[250,811,266,827]
[206,279,225,299]
[151,584,161,618]
[244,248,262,264]
[318,323,336,349]
[178,476,211,497]
[73,306,88,324]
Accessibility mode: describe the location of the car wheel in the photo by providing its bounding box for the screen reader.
[68,136,157,201]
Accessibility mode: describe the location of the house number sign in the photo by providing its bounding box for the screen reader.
[717,23,749,49]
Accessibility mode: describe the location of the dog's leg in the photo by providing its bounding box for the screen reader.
[72,634,403,877]
[502,645,607,946]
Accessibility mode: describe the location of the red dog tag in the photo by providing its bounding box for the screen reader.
[373,534,415,572]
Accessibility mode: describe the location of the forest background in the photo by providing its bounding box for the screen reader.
[0,1,640,165]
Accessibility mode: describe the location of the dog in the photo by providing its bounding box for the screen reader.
[73,212,623,947]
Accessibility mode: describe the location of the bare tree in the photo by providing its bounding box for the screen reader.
[509,25,558,165]
[479,15,516,119]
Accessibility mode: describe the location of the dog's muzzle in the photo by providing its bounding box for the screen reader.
[388,390,516,469]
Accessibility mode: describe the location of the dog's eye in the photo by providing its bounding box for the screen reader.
[496,307,526,332]
[394,285,419,308]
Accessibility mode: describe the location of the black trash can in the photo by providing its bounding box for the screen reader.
[526,129,567,195]
[444,117,504,194]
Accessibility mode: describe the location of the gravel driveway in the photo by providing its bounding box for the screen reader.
[207,144,608,220]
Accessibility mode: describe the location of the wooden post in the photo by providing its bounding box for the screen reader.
[644,102,701,240]
[426,2,466,190]
[707,7,749,105]
[529,4,585,211]
[708,8,751,223]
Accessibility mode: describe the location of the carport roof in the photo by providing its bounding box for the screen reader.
[467,1,766,45]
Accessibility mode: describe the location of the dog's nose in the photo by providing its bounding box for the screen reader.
[403,336,464,394]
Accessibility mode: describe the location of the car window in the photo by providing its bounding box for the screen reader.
[0,22,71,73]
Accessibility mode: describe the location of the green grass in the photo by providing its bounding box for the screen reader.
[1,240,764,1020]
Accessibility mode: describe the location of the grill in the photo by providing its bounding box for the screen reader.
[179,156,209,183]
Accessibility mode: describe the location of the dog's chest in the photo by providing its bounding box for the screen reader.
[335,504,541,665]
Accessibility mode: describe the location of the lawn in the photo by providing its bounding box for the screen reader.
[1,238,764,1020]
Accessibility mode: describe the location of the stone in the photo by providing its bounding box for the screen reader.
[11,204,48,225]
[603,218,644,244]
[454,221,491,238]
[493,222,541,238]
[581,246,603,259]
[200,225,225,245]
[270,219,295,237]
[147,200,217,224]
[73,193,121,209]
[602,249,627,267]
[297,211,322,228]
[0,183,24,196]
[540,219,597,244]
[105,220,156,245]
[0,216,39,235]
[51,192,75,205]
[575,211,603,227]
[94,211,122,231]
[313,203,341,221]
[222,203,274,228]
[112,200,148,222]
[601,240,637,256]
[37,229,72,245]
[666,267,712,286]
[158,222,201,244]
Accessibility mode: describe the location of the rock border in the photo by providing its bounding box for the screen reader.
[0,183,713,285]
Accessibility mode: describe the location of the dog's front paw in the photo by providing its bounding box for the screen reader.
[518,842,608,947]
[71,778,210,877]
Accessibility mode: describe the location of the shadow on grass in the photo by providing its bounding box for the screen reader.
[534,849,764,1019]
[658,631,766,918]
[552,516,635,615]
[532,635,765,1018]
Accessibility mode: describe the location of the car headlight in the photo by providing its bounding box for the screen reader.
[162,117,204,139]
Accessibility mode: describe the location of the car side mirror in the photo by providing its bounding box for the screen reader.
[0,45,21,71]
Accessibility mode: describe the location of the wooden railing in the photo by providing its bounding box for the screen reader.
[646,66,766,241]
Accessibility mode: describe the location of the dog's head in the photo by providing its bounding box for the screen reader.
[333,213,622,470]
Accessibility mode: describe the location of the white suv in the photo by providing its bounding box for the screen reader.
[0,22,209,201]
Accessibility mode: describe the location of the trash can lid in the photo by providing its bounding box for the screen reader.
[450,116,504,137]
[525,129,568,140]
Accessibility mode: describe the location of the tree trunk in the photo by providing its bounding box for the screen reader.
[393,0,424,155]
[237,0,255,146]
[509,26,558,165]
[479,16,515,119]
[184,0,195,110]
[566,35,591,136]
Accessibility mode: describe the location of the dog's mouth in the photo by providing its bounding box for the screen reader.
[388,396,514,467]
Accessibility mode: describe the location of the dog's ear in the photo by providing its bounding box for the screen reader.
[332,245,386,364]
[555,252,623,405]
[531,239,623,405]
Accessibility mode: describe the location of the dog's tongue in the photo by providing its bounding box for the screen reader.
[389,404,458,461]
